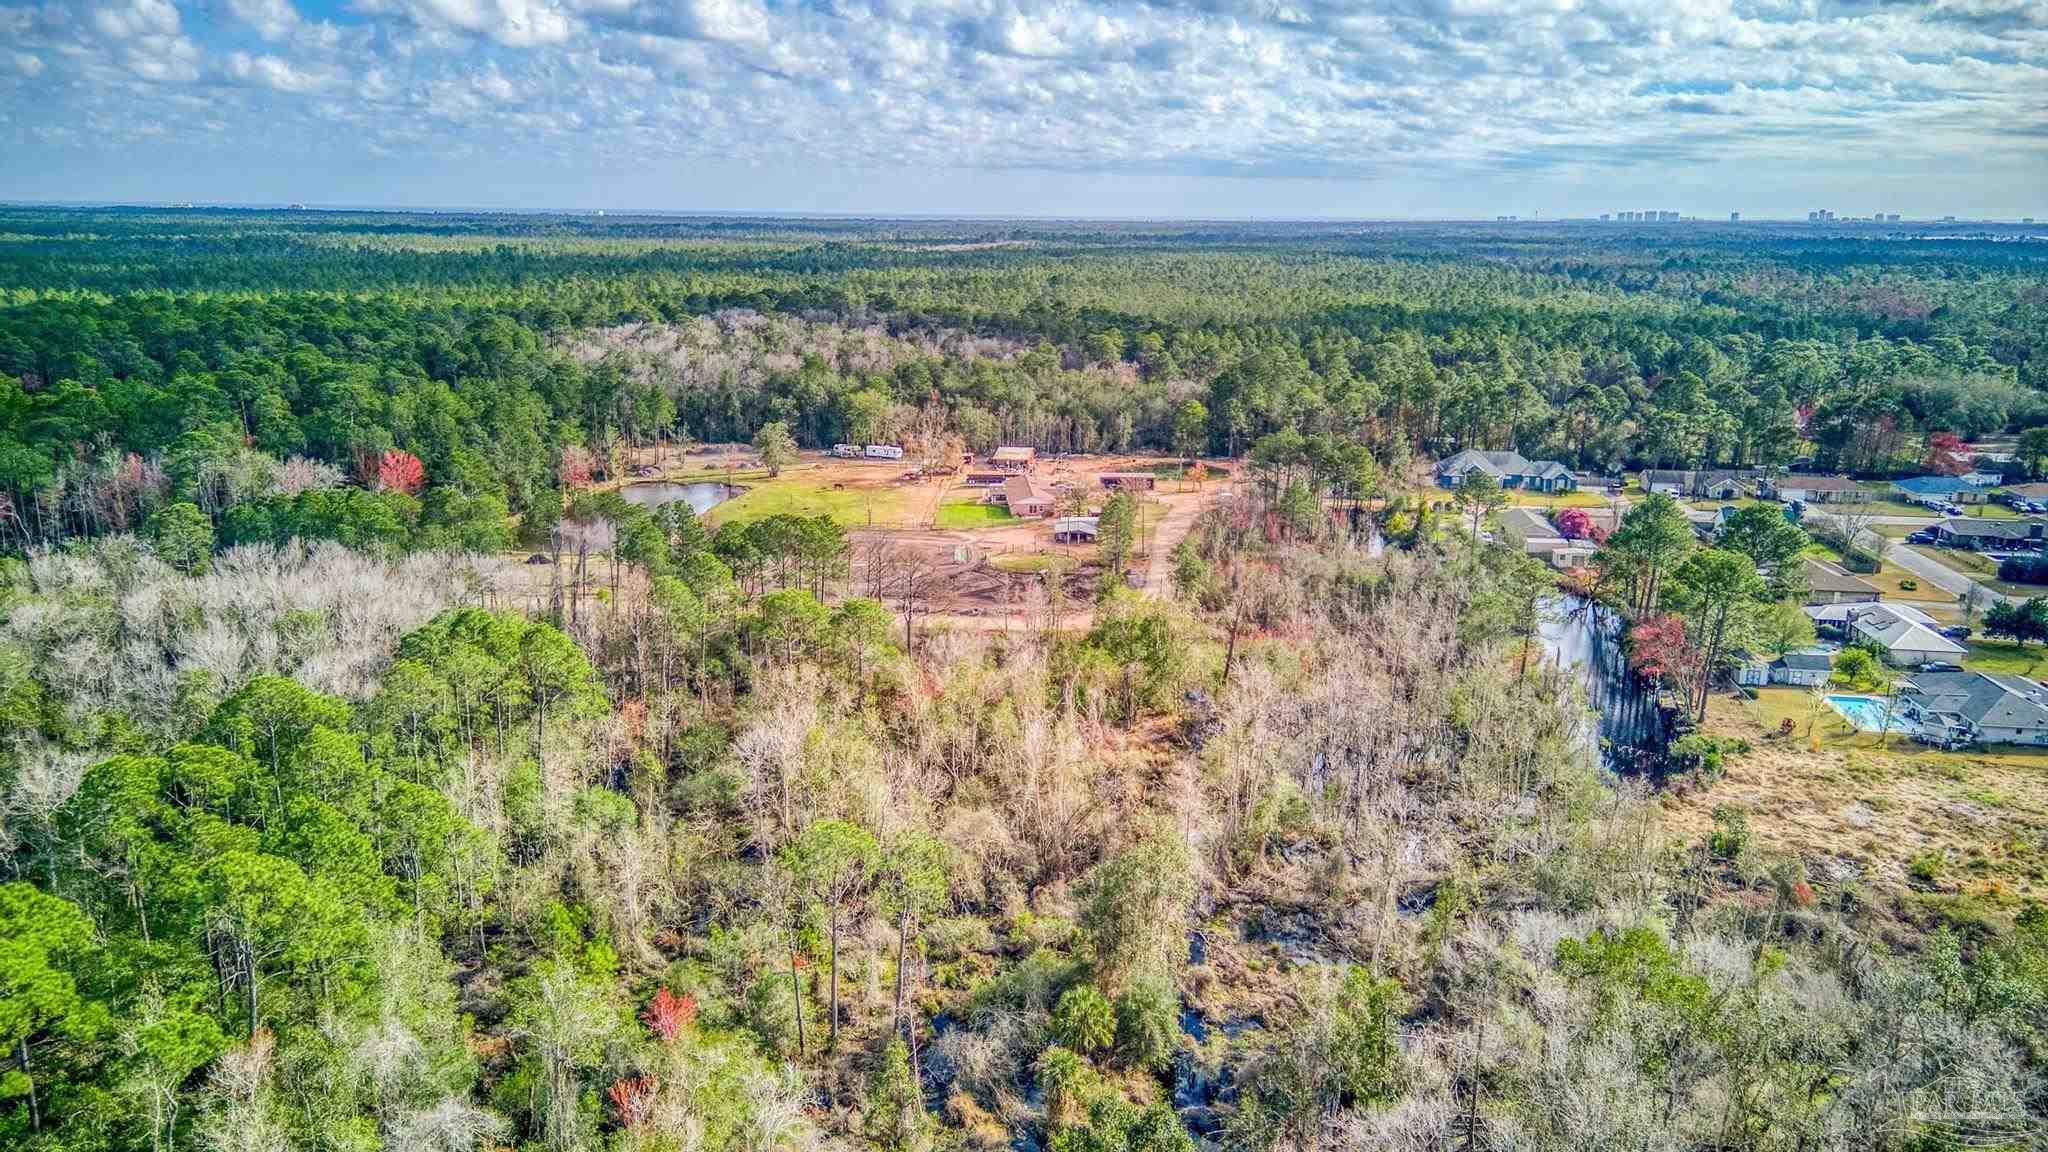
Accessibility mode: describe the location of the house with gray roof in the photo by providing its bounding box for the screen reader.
[1931,517,2045,551]
[1897,670,2048,747]
[1802,557,1881,606]
[1437,449,1577,494]
[1842,603,1966,666]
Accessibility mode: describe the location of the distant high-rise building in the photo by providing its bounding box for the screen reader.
[1887,214,1901,222]
[1943,215,1957,222]
[1600,213,1611,221]
[1730,212,1741,222]
[2026,218,2036,225]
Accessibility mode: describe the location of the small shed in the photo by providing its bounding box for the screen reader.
[1769,650,1835,687]
[1054,516,1099,542]
[990,446,1037,472]
[1098,471,1158,491]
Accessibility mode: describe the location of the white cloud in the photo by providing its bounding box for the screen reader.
[224,0,300,41]
[0,0,2041,202]
[227,49,332,92]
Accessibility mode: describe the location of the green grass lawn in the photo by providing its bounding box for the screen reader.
[934,500,1017,529]
[1502,489,1612,509]
[1966,641,2048,678]
[1860,498,1942,519]
[697,468,926,527]
[990,553,1062,573]
[1912,546,2045,597]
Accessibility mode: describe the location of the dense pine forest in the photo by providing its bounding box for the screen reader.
[6,207,2048,1152]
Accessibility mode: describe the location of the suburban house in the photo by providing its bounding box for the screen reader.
[1896,670,2048,747]
[1770,650,1835,687]
[1002,474,1053,517]
[1097,472,1158,491]
[1802,557,1882,606]
[1498,507,1566,555]
[1697,470,1764,499]
[1642,469,1763,499]
[1758,475,1871,504]
[1436,449,1578,493]
[989,446,1037,472]
[2005,483,2048,503]
[1963,471,2004,488]
[1894,475,1982,505]
[1495,508,1594,567]
[1053,516,1099,543]
[1836,603,1966,666]
[1931,517,2045,551]
[1640,469,1695,497]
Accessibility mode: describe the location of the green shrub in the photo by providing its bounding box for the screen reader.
[1053,984,1117,1055]
[1900,578,1919,591]
[1709,806,1752,861]
[1910,852,1945,885]
[1113,976,1179,1072]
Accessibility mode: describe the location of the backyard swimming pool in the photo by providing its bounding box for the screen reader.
[1827,694,1906,733]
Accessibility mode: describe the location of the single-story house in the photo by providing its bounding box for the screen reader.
[2003,483,2048,503]
[1053,516,1098,543]
[1696,470,1764,500]
[1896,670,2048,747]
[1843,603,1967,666]
[1436,450,1578,494]
[1770,650,1835,687]
[1894,475,1983,504]
[1641,470,1695,497]
[1498,507,1568,556]
[1759,475,1871,504]
[1931,517,2044,551]
[1963,471,2004,488]
[990,446,1037,472]
[1098,471,1158,491]
[1803,557,1882,606]
[1002,475,1053,517]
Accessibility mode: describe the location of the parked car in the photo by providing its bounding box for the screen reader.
[1941,503,1965,516]
[1940,625,1973,640]
[1907,529,1939,544]
[2025,501,2046,514]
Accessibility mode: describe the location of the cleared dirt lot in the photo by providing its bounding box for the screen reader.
[511,447,1228,632]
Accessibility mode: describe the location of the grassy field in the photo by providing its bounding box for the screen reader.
[1680,687,2048,916]
[680,466,930,527]
[934,500,1016,529]
[1965,641,2048,678]
[989,553,1063,573]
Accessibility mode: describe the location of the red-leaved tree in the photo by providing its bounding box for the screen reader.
[641,988,696,1042]
[559,444,596,490]
[1554,506,1593,540]
[1923,431,1970,476]
[376,449,426,495]
[607,1076,659,1128]
[1626,613,1696,685]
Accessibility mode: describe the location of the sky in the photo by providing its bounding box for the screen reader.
[1,0,2044,220]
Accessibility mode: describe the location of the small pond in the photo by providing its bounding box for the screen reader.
[618,481,737,516]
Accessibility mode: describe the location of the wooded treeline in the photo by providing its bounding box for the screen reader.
[2,210,2044,553]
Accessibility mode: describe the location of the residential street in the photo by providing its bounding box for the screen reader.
[1806,508,2021,608]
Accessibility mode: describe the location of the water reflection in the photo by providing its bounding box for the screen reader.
[619,481,736,515]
